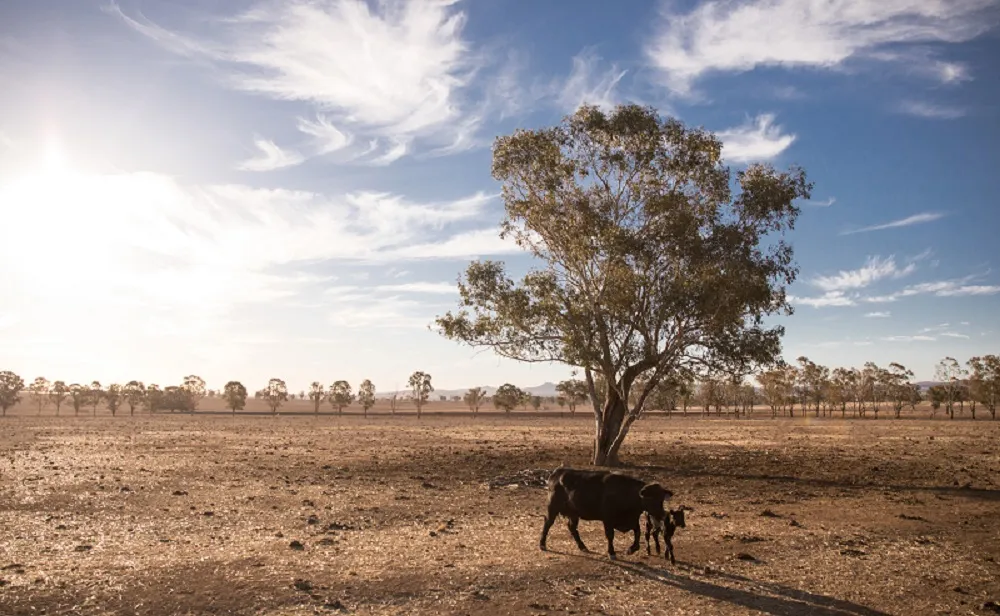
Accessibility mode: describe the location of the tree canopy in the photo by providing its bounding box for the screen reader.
[436,103,810,464]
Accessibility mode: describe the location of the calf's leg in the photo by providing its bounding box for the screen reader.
[539,513,556,551]
[627,520,641,555]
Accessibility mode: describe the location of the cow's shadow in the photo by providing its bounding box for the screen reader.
[550,549,890,616]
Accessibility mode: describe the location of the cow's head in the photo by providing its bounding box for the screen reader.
[639,483,673,531]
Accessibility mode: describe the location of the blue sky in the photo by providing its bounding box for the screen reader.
[1,0,998,392]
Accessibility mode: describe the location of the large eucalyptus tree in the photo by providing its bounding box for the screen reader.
[436,104,810,465]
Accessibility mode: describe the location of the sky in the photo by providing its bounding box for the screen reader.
[1,0,999,392]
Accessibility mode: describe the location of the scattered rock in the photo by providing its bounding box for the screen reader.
[317,538,335,546]
[325,522,353,531]
[289,540,305,550]
[74,545,92,552]
[899,514,926,521]
[203,511,215,517]
[323,599,347,611]
[119,486,132,492]
[307,514,320,525]
[172,490,188,496]
[789,520,803,528]
[983,601,1000,614]
[429,531,438,537]
[736,553,758,562]
[0,579,7,586]
[470,590,490,601]
[293,579,313,592]
[760,509,781,518]
[840,549,866,557]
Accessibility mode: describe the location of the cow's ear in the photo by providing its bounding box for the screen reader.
[639,483,660,499]
[662,489,674,502]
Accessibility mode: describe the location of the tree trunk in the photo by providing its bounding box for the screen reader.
[593,389,628,466]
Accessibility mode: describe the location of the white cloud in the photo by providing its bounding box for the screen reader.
[110,0,481,163]
[812,255,915,292]
[936,284,1000,296]
[865,311,891,318]
[840,212,945,235]
[296,114,353,155]
[645,0,998,95]
[374,282,457,294]
[557,48,628,112]
[804,196,836,207]
[717,114,796,163]
[940,332,970,339]
[860,274,1000,303]
[236,137,305,171]
[897,100,967,119]
[788,291,855,308]
[881,335,937,342]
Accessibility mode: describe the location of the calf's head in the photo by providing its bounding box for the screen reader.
[639,483,673,531]
[669,508,686,529]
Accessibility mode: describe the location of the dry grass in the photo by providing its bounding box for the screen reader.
[1,413,999,615]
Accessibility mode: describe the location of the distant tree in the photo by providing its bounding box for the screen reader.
[28,377,50,415]
[492,383,523,414]
[49,380,69,416]
[68,384,85,415]
[389,392,399,415]
[968,355,999,420]
[556,379,588,415]
[182,375,206,412]
[530,395,543,411]
[223,381,248,414]
[308,381,326,414]
[927,385,947,417]
[935,357,965,419]
[123,381,145,416]
[358,379,376,418]
[207,389,217,398]
[408,371,433,419]
[329,380,353,415]
[144,384,162,414]
[0,370,25,416]
[161,386,186,413]
[88,381,103,415]
[105,384,123,416]
[885,363,916,419]
[464,387,486,414]
[796,357,829,417]
[265,378,288,414]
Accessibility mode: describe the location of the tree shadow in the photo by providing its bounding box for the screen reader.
[627,463,1000,502]
[546,548,890,615]
[615,558,891,616]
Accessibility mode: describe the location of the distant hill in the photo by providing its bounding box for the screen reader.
[916,381,944,390]
[378,381,559,399]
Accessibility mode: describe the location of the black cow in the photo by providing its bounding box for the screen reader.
[645,508,686,563]
[539,466,673,560]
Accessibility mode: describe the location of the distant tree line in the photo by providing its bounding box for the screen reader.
[1,355,997,420]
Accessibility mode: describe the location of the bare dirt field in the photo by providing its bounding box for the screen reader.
[2,412,999,616]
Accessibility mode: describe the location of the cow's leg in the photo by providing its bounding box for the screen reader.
[645,517,652,555]
[627,520,641,555]
[652,527,662,555]
[567,517,589,552]
[666,535,675,564]
[603,520,617,560]
[539,512,556,551]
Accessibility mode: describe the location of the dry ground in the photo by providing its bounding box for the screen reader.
[1,413,999,616]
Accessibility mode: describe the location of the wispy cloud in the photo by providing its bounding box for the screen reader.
[644,0,998,96]
[865,311,891,318]
[804,196,836,207]
[881,335,937,342]
[896,100,967,120]
[840,212,945,235]
[236,137,305,171]
[812,255,916,292]
[788,291,856,308]
[296,115,353,155]
[557,48,628,113]
[717,114,796,163]
[109,0,486,164]
[861,275,1000,303]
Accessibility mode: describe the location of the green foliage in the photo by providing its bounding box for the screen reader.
[329,380,353,414]
[0,370,25,416]
[436,103,809,464]
[968,355,1000,420]
[68,384,86,415]
[492,383,524,413]
[358,379,376,417]
[144,384,163,414]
